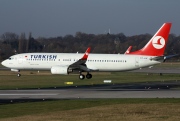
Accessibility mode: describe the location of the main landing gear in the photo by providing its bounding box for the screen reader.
[79,72,92,80]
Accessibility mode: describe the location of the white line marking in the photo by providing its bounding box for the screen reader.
[0,94,57,96]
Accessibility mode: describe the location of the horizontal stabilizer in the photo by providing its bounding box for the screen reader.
[150,56,164,61]
[150,54,179,61]
[164,54,179,62]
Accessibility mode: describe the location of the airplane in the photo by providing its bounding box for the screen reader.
[1,23,172,80]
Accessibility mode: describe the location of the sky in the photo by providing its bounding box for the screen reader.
[0,0,180,38]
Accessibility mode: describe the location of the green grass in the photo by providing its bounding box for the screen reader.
[0,62,180,90]
[0,99,180,119]
[0,70,180,89]
[154,62,180,68]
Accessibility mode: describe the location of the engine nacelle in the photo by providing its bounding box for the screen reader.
[51,66,69,75]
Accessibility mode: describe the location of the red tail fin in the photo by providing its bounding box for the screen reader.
[127,23,172,56]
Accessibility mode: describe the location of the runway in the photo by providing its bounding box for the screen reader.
[0,89,180,99]
[0,81,180,99]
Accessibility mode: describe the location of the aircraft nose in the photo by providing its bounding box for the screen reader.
[1,60,6,67]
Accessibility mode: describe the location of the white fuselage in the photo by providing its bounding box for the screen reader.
[1,53,161,72]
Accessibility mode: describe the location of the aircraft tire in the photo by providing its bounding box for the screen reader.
[86,73,92,79]
[79,74,85,80]
[17,73,21,77]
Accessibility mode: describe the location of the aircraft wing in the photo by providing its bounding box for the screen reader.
[69,47,92,72]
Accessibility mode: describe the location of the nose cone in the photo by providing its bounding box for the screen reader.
[1,60,6,67]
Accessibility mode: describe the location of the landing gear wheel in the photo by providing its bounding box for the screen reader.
[86,73,92,79]
[17,73,21,77]
[79,74,85,80]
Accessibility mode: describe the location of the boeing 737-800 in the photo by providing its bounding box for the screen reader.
[1,23,172,79]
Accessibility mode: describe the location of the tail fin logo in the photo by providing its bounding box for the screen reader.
[152,36,165,49]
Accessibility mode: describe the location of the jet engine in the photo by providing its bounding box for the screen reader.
[51,66,69,75]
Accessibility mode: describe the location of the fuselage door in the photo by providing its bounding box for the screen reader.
[18,55,23,64]
[135,57,139,67]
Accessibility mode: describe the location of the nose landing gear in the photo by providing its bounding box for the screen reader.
[10,69,21,77]
[17,73,21,77]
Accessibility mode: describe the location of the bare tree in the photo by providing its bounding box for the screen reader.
[26,32,32,52]
[0,32,18,43]
[18,33,26,53]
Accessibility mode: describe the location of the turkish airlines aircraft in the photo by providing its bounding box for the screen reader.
[1,23,172,80]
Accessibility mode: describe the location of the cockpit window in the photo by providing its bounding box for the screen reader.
[8,57,14,60]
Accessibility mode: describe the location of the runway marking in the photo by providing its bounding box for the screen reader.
[0,94,57,96]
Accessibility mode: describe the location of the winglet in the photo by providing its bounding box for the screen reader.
[124,46,132,54]
[81,47,91,60]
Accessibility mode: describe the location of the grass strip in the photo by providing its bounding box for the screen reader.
[0,98,180,119]
[0,71,180,89]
